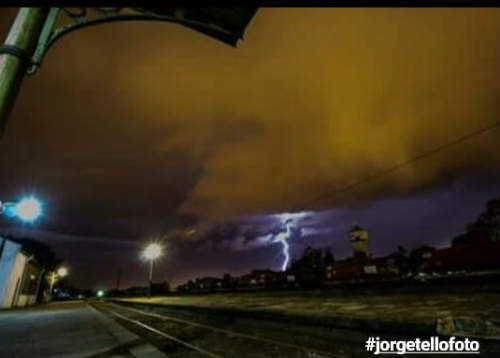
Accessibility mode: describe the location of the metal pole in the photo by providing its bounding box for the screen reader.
[0,8,48,138]
[34,268,45,304]
[116,267,122,291]
[48,272,55,302]
[148,260,154,297]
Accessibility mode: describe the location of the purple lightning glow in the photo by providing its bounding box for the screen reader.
[214,210,320,271]
[273,230,290,271]
[271,212,311,271]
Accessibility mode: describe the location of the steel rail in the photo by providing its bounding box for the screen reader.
[96,303,223,358]
[107,301,343,358]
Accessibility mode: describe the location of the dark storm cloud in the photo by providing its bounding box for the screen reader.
[198,173,499,270]
[1,8,498,224]
[0,8,498,287]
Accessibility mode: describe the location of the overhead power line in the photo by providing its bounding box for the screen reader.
[299,120,500,210]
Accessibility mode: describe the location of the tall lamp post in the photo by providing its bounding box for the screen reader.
[0,7,258,138]
[47,266,68,301]
[141,243,163,297]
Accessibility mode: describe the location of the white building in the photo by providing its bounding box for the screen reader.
[0,237,42,308]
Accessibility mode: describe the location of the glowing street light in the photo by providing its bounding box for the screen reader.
[14,197,42,222]
[57,266,68,278]
[97,290,104,298]
[47,266,68,301]
[0,196,42,222]
[141,243,163,297]
[142,243,163,261]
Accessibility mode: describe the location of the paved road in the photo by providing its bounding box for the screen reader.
[0,300,141,358]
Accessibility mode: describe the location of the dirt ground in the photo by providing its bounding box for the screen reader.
[119,283,500,326]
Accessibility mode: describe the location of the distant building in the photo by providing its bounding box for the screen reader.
[237,269,282,288]
[325,227,408,283]
[364,253,409,277]
[195,277,223,291]
[175,213,500,292]
[177,279,196,292]
[415,235,500,274]
[122,286,148,296]
[325,258,365,282]
[349,224,370,259]
[290,247,331,287]
[151,281,170,295]
[222,273,237,290]
[0,237,42,308]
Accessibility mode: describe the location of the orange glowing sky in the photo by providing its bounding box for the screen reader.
[0,8,498,287]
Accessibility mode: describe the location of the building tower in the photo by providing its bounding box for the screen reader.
[349,224,370,259]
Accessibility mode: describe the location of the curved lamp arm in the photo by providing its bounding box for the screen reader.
[27,7,257,75]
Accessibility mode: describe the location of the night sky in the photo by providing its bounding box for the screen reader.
[0,8,498,289]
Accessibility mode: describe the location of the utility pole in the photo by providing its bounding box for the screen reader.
[47,271,57,301]
[148,260,154,297]
[116,267,122,291]
[0,8,48,137]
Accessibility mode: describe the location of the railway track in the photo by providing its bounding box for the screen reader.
[92,301,349,358]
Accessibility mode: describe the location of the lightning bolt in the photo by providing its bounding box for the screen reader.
[266,211,311,272]
[279,234,290,271]
[273,218,293,271]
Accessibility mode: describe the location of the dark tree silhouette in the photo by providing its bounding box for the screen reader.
[453,198,499,246]
[324,249,335,264]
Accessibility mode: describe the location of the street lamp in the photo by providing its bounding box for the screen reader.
[47,266,68,301]
[0,196,42,222]
[0,7,258,138]
[141,243,163,297]
[57,266,68,278]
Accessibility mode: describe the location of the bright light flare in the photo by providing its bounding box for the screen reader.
[57,267,68,277]
[142,243,163,261]
[274,232,290,271]
[97,290,104,297]
[14,197,42,222]
[271,211,311,271]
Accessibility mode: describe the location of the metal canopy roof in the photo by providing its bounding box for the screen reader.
[140,7,259,46]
